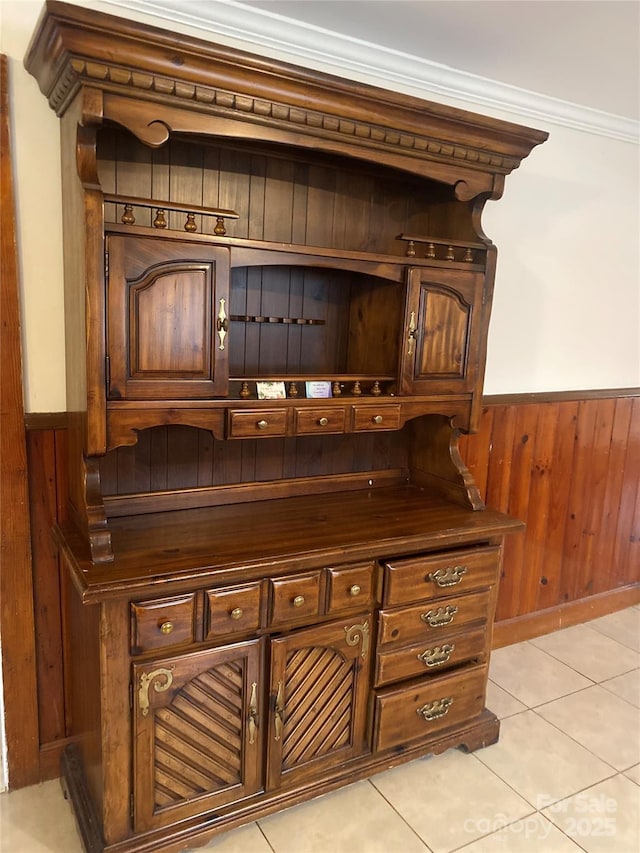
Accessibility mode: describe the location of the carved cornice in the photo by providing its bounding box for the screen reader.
[25,1,548,189]
[67,57,520,176]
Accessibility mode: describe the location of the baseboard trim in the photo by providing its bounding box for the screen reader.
[39,736,79,782]
[493,584,640,648]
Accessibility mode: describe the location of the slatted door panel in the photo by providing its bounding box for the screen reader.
[266,614,372,791]
[132,639,263,832]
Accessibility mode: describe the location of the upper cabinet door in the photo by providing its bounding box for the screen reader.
[399,267,484,396]
[107,235,230,399]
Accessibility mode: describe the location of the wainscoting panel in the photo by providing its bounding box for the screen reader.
[23,389,640,780]
[459,392,640,643]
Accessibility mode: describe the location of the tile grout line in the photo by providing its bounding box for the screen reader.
[365,776,434,852]
[527,640,640,684]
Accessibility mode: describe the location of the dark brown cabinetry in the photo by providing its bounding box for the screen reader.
[107,236,231,400]
[132,639,263,832]
[400,267,484,395]
[266,615,372,791]
[25,3,546,851]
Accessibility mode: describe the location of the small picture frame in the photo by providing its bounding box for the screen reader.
[256,381,287,400]
[305,381,332,399]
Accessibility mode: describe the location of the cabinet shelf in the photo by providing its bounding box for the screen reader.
[105,223,487,273]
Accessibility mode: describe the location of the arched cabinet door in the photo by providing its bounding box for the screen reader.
[106,235,230,399]
[399,268,485,396]
[132,639,263,833]
[265,614,372,792]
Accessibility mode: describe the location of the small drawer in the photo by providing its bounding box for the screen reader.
[131,593,196,654]
[205,582,262,640]
[295,407,346,435]
[269,572,322,626]
[352,405,401,432]
[373,664,487,752]
[383,546,500,606]
[326,562,375,614]
[228,409,288,438]
[377,589,491,647]
[375,627,487,687]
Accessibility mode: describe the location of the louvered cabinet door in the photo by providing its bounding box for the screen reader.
[132,639,263,832]
[266,614,372,791]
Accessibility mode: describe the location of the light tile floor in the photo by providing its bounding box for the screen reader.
[1,606,638,853]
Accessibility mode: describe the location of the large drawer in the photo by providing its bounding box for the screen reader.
[377,589,491,648]
[383,546,500,606]
[373,664,487,752]
[375,627,486,687]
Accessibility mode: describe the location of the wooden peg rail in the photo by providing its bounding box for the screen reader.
[229,315,326,326]
[104,193,240,236]
[396,233,487,264]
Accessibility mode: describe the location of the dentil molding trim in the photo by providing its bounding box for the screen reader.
[98,0,638,144]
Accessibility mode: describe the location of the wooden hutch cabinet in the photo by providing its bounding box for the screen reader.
[25,3,547,851]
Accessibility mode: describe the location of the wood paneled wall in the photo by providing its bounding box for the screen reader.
[22,389,640,782]
[459,391,640,643]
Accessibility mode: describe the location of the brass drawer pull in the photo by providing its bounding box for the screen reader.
[159,621,174,635]
[372,415,383,424]
[349,584,361,597]
[427,565,468,588]
[257,419,269,430]
[318,417,329,426]
[230,607,244,620]
[417,697,452,721]
[417,643,455,668]
[421,605,458,627]
[293,595,305,608]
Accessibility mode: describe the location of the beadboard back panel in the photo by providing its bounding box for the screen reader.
[23,389,640,781]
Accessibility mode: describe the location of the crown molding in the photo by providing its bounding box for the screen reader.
[96,0,638,145]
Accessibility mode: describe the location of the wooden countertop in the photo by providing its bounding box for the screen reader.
[56,485,523,603]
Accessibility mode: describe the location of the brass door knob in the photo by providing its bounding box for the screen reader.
[318,417,329,426]
[257,419,269,430]
[349,584,361,597]
[230,607,243,620]
[372,415,383,424]
[159,621,174,634]
[293,595,305,608]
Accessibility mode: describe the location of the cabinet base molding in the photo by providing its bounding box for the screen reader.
[62,711,500,853]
